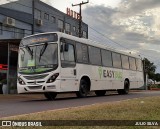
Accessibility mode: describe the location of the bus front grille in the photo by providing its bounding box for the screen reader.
[27,86,42,90]
[23,74,49,80]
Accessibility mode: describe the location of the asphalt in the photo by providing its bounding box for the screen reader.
[0,90,160,118]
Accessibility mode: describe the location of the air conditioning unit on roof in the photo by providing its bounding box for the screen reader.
[4,17,15,27]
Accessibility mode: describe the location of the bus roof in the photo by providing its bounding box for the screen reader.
[22,32,141,59]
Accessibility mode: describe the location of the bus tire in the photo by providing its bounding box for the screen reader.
[95,90,106,96]
[44,92,57,100]
[76,79,89,98]
[118,80,130,95]
[117,89,123,95]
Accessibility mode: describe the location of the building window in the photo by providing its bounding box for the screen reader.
[3,26,14,32]
[0,23,2,35]
[73,26,76,31]
[44,13,49,20]
[58,19,64,30]
[51,16,56,23]
[82,31,87,38]
[14,28,24,39]
[35,9,41,19]
[2,25,24,38]
[65,23,71,33]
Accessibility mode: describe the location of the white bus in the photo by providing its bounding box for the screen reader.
[17,32,144,100]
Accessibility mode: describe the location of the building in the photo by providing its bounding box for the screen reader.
[0,0,88,94]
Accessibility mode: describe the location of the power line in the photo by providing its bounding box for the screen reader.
[89,26,130,50]
[72,0,89,38]
[88,25,160,67]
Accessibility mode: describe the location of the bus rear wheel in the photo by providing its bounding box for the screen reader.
[118,80,130,95]
[76,79,89,98]
[95,90,106,96]
[44,92,57,100]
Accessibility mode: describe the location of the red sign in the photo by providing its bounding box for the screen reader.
[0,64,8,70]
[66,8,81,20]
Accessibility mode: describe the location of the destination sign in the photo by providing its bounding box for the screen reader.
[20,33,58,46]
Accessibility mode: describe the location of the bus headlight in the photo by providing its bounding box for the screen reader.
[18,77,25,85]
[47,73,59,83]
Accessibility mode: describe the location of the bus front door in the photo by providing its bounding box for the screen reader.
[60,42,77,92]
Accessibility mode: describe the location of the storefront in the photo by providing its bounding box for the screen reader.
[0,0,88,94]
[0,39,20,94]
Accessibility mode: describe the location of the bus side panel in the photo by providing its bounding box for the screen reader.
[123,70,138,89]
[89,66,112,91]
[60,67,78,92]
[78,65,124,91]
[76,64,108,91]
[76,64,93,88]
[111,68,123,89]
[137,71,144,88]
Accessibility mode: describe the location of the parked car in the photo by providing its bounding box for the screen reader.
[148,79,154,85]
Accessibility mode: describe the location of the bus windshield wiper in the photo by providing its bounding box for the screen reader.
[26,46,33,59]
[39,43,48,62]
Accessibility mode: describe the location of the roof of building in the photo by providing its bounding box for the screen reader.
[0,6,33,24]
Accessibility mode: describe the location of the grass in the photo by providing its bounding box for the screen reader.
[1,96,160,129]
[150,84,160,88]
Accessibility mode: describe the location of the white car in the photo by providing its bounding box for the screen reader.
[148,79,154,85]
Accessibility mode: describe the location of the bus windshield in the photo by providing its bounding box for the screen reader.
[19,43,58,74]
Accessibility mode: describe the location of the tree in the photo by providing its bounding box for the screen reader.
[154,73,160,81]
[143,58,156,80]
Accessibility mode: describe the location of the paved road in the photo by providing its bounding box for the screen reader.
[0,91,160,118]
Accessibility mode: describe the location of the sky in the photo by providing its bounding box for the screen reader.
[0,0,160,73]
[41,0,160,73]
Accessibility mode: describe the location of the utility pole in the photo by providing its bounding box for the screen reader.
[72,0,89,38]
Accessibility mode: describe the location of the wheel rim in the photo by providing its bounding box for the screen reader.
[44,92,57,100]
[80,81,88,96]
[124,81,129,92]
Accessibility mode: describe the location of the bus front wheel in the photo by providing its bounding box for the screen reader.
[44,92,57,100]
[76,79,89,98]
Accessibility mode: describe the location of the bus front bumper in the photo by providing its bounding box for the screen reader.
[17,80,60,94]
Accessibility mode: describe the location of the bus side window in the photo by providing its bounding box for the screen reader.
[101,49,112,67]
[61,42,76,68]
[121,55,129,69]
[129,57,136,70]
[112,52,122,68]
[136,58,142,71]
[76,43,89,63]
[88,46,102,66]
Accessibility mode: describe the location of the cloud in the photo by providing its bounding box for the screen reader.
[83,0,160,73]
[118,0,160,16]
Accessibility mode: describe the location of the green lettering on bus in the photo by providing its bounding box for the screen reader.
[98,67,103,79]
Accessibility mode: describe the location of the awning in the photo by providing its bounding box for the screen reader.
[0,39,21,46]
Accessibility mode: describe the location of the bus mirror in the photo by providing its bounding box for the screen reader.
[64,44,69,52]
[60,45,63,53]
